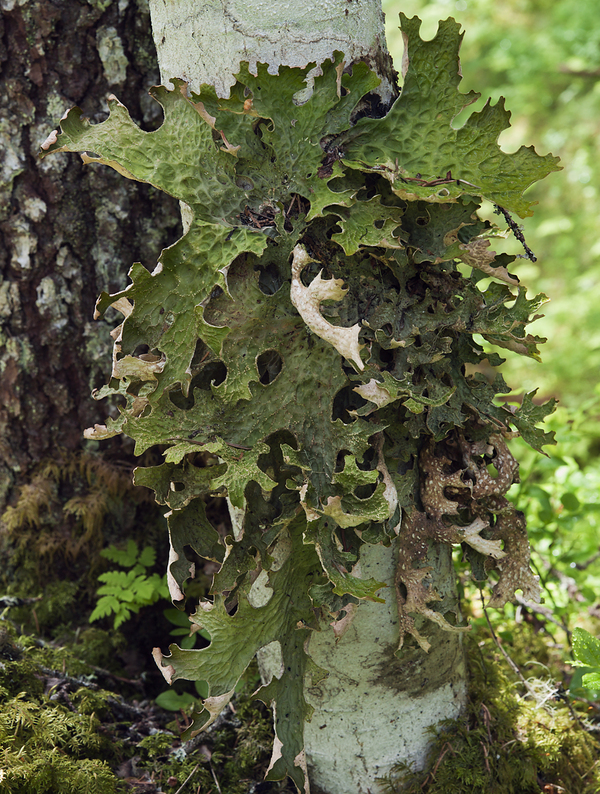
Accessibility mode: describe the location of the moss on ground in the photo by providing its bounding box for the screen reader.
[0,623,293,793]
[2,606,600,793]
[0,628,121,794]
[382,629,600,794]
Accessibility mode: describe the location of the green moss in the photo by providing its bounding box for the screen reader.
[137,730,175,757]
[0,626,287,794]
[29,580,80,629]
[71,686,115,717]
[0,755,121,794]
[84,0,112,11]
[0,626,123,792]
[382,633,600,794]
[0,688,121,794]
[210,683,277,785]
[75,627,127,670]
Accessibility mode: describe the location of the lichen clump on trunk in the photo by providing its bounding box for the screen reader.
[41,14,560,790]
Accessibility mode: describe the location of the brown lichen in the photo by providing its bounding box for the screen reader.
[395,429,538,650]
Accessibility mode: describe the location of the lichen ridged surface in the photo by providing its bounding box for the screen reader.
[42,15,559,792]
[340,14,561,217]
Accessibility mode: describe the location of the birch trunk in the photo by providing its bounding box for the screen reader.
[147,3,467,792]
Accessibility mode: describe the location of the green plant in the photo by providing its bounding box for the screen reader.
[163,606,210,649]
[42,13,560,790]
[154,679,209,711]
[89,540,169,628]
[0,629,122,794]
[1,453,142,588]
[572,627,600,691]
[504,401,600,626]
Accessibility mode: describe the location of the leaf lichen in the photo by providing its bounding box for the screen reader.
[41,14,560,790]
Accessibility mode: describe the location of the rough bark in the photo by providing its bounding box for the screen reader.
[0,0,181,517]
[146,3,467,793]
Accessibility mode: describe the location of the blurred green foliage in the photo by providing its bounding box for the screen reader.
[509,403,600,605]
[384,0,600,406]
[505,401,600,685]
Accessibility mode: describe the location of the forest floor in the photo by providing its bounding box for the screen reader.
[2,451,600,794]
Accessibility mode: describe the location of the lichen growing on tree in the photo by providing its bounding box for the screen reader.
[41,14,560,792]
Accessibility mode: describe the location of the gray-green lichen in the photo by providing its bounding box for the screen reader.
[96,26,128,85]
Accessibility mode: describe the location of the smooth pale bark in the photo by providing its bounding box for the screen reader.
[147,3,467,791]
[304,543,466,794]
[149,0,396,102]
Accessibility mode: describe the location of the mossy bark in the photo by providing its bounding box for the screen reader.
[0,0,181,517]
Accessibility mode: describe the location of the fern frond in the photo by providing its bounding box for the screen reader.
[64,491,108,535]
[99,540,138,567]
[137,546,156,568]
[89,596,122,623]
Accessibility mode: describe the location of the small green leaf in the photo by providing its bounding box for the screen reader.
[155,690,197,711]
[572,627,600,670]
[113,607,133,629]
[561,492,581,513]
[164,608,192,628]
[100,540,139,567]
[195,680,209,698]
[582,672,600,691]
[89,596,121,623]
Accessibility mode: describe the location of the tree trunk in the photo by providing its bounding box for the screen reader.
[0,0,181,523]
[303,544,465,794]
[146,4,467,792]
[149,0,396,103]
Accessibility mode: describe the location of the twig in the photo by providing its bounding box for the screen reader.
[432,742,454,776]
[565,697,590,733]
[480,741,491,774]
[481,703,493,744]
[558,65,600,77]
[572,549,600,571]
[40,649,144,689]
[480,591,537,698]
[39,666,99,691]
[174,764,200,794]
[514,594,572,638]
[493,205,537,261]
[209,761,222,794]
[0,595,42,608]
[398,169,480,189]
[85,663,145,688]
